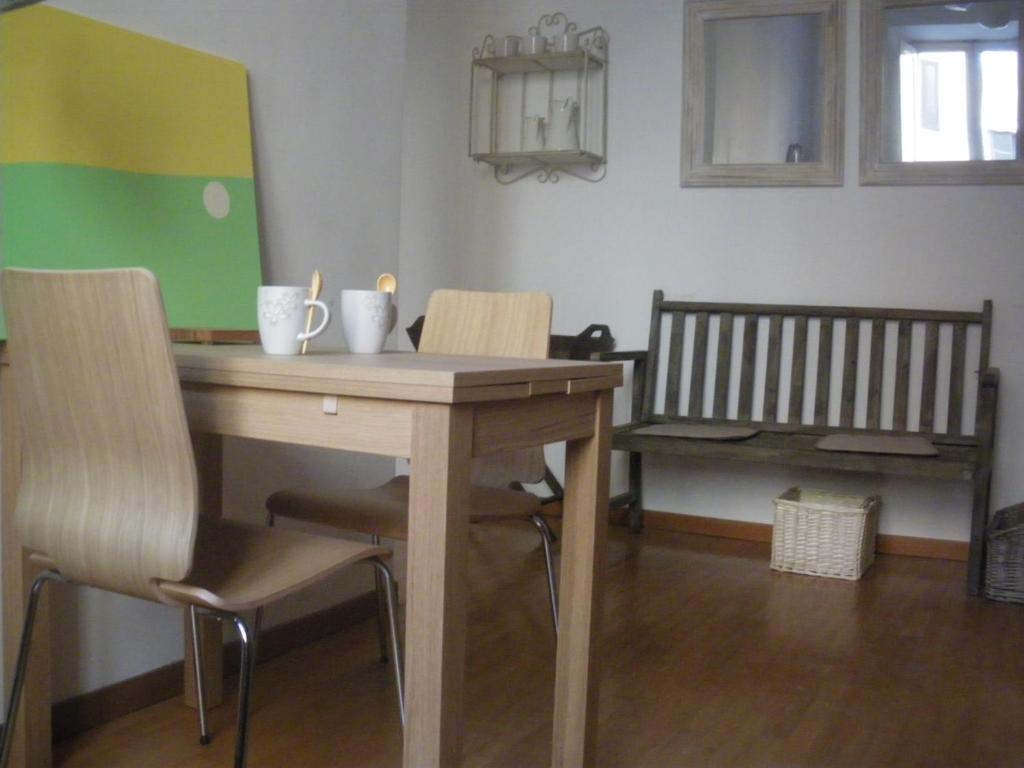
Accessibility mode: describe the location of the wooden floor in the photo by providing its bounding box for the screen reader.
[55,523,1024,767]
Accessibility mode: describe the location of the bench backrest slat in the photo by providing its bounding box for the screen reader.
[814,317,833,426]
[689,312,709,418]
[763,315,783,424]
[866,320,885,429]
[789,316,808,424]
[642,294,991,440]
[738,316,758,421]
[665,312,685,416]
[713,312,733,419]
[920,321,940,432]
[949,322,967,435]
[840,320,859,427]
[894,320,912,431]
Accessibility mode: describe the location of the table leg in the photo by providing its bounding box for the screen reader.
[183,432,224,710]
[552,390,611,768]
[2,366,52,767]
[403,403,472,768]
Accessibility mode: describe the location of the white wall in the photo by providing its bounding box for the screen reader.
[398,0,1024,542]
[1,0,408,704]
[3,0,1022,712]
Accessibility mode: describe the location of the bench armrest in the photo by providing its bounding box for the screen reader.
[597,350,648,363]
[598,350,648,423]
[975,367,1000,458]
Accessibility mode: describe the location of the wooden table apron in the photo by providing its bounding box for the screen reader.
[0,346,619,768]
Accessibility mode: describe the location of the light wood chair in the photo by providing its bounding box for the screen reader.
[0,268,404,768]
[264,289,562,647]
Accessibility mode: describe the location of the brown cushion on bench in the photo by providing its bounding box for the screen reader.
[632,423,759,441]
[815,434,939,456]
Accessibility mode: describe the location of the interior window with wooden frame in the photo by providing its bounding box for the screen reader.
[861,0,1024,185]
[681,0,846,187]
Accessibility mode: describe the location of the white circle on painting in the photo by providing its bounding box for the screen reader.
[203,181,231,219]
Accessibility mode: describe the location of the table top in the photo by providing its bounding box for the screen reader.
[174,344,623,403]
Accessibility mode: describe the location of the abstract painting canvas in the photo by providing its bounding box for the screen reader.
[0,6,262,337]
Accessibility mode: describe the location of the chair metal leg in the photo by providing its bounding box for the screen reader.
[531,513,560,635]
[371,533,389,663]
[229,613,256,768]
[369,558,405,727]
[195,607,256,768]
[250,509,274,663]
[251,606,264,664]
[188,605,212,746]
[0,570,63,768]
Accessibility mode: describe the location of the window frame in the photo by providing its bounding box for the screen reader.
[860,0,1024,185]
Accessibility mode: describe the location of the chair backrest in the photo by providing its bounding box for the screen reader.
[2,268,198,601]
[419,289,552,485]
[419,290,552,360]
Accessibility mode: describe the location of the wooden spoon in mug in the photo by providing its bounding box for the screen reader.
[300,270,323,355]
[376,272,397,294]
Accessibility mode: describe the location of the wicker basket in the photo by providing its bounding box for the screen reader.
[771,487,881,580]
[984,503,1024,604]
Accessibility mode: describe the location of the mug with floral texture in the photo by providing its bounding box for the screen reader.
[257,285,330,355]
[341,289,397,353]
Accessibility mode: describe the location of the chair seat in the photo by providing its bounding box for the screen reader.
[157,518,389,612]
[266,476,543,541]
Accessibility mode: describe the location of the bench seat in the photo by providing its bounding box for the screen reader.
[614,423,978,481]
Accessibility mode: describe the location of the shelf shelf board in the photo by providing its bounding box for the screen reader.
[473,51,606,74]
[471,150,605,167]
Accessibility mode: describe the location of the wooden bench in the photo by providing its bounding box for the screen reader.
[610,291,998,595]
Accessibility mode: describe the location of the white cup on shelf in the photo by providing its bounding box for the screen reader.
[525,34,548,55]
[553,31,579,52]
[497,35,521,57]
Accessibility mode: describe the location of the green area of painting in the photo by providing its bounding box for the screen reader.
[0,163,262,338]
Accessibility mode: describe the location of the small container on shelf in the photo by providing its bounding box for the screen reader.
[496,35,521,57]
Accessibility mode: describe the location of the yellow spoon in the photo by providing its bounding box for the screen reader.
[376,272,397,294]
[300,270,323,355]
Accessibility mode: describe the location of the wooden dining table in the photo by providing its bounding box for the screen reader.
[1,343,621,767]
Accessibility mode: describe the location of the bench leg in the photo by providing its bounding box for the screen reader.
[626,452,643,534]
[967,467,991,597]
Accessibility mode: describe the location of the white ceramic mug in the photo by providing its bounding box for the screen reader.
[258,286,330,355]
[497,35,521,57]
[553,31,579,52]
[525,33,548,55]
[523,115,546,151]
[341,289,397,353]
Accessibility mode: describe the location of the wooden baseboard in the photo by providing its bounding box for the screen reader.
[52,591,377,743]
[641,510,773,544]
[874,533,968,561]
[544,502,969,562]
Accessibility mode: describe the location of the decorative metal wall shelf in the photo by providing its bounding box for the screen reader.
[469,13,608,184]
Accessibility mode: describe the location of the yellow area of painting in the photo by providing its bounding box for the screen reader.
[0,6,253,178]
